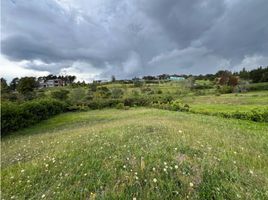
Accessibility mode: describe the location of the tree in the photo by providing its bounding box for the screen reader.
[239,68,250,80]
[1,78,9,93]
[111,75,116,82]
[249,66,268,83]
[10,77,19,90]
[186,76,195,89]
[68,75,76,84]
[17,77,37,94]
[260,71,268,82]
[228,76,239,87]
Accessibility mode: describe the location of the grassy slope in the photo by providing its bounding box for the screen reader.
[1,108,268,199]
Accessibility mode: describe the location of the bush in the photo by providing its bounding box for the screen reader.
[116,103,125,109]
[218,85,233,94]
[245,82,268,91]
[151,100,190,112]
[124,97,151,107]
[111,88,124,99]
[87,99,122,109]
[51,89,69,101]
[170,100,190,112]
[67,105,89,112]
[189,108,268,122]
[156,89,163,94]
[1,99,67,135]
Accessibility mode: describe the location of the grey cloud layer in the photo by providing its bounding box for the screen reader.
[1,0,268,80]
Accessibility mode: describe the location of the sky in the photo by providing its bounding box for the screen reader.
[1,0,268,82]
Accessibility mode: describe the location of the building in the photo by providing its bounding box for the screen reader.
[169,76,185,81]
[39,79,64,88]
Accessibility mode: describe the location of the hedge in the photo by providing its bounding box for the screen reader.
[189,108,268,122]
[1,99,67,135]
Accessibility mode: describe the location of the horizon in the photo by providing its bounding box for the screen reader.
[2,66,267,84]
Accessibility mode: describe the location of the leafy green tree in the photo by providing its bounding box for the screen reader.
[17,77,37,94]
[239,68,250,80]
[10,77,19,90]
[1,78,9,93]
[260,71,268,82]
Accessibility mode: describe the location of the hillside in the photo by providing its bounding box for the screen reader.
[2,108,268,199]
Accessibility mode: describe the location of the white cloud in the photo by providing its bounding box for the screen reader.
[59,61,103,82]
[0,55,50,82]
[233,54,268,71]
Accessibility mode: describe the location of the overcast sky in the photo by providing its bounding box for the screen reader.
[1,0,268,82]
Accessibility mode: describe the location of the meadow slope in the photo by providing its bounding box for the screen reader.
[1,108,268,199]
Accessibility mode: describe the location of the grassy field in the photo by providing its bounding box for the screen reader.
[1,108,268,199]
[181,91,268,121]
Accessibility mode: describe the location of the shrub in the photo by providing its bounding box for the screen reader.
[51,89,69,101]
[111,88,124,99]
[69,88,86,104]
[131,89,140,97]
[159,95,174,104]
[170,100,190,112]
[156,89,163,94]
[245,82,268,91]
[218,85,233,94]
[96,87,111,98]
[1,99,67,135]
[116,103,125,109]
[87,99,122,109]
[151,100,190,112]
[124,97,151,107]
[67,105,88,112]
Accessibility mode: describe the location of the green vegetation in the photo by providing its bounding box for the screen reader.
[1,67,268,199]
[1,99,67,134]
[2,79,268,136]
[2,108,268,199]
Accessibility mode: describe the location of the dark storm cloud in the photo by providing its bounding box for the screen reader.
[137,0,226,48]
[202,0,268,61]
[1,0,268,81]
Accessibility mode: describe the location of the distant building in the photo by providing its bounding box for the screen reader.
[39,79,64,88]
[94,80,110,83]
[169,76,185,81]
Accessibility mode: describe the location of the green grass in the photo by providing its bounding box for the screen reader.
[182,91,268,105]
[1,108,268,199]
